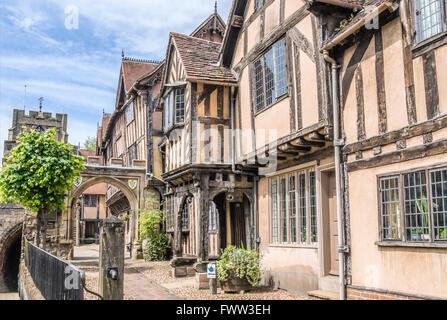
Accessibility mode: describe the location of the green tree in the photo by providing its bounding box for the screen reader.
[0,129,85,249]
[83,136,96,151]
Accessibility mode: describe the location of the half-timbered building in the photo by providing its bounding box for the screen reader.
[310,0,447,299]
[97,55,165,256]
[219,0,338,296]
[158,11,258,271]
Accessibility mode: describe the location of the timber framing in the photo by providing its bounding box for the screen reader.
[346,138,447,172]
[343,114,447,155]
[233,5,310,74]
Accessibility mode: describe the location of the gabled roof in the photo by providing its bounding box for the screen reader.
[170,32,236,84]
[220,0,249,67]
[121,59,159,92]
[190,12,226,38]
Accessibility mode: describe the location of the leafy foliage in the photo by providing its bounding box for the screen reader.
[139,205,164,239]
[334,13,355,32]
[0,129,85,213]
[146,232,170,261]
[139,200,171,261]
[216,245,260,286]
[83,136,96,151]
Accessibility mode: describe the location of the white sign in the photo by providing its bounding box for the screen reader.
[207,263,216,279]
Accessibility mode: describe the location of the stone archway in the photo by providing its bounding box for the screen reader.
[66,163,147,258]
[0,221,23,293]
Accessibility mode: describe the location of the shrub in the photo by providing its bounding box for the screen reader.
[139,200,170,261]
[146,232,170,261]
[216,245,260,286]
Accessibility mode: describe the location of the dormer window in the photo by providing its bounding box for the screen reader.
[164,87,185,131]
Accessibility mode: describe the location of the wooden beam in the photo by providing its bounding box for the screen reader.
[294,137,325,147]
[347,139,447,172]
[343,114,447,155]
[278,143,311,153]
[308,132,326,141]
[232,15,244,28]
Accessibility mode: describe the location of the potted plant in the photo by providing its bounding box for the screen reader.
[216,245,260,293]
[440,229,447,240]
[121,214,130,222]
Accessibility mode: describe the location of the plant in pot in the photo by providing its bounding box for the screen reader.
[121,214,130,222]
[216,245,260,293]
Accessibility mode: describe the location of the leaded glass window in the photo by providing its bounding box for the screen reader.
[271,180,279,243]
[379,176,402,240]
[280,177,287,243]
[309,169,318,243]
[289,175,297,243]
[175,88,185,124]
[270,167,317,246]
[126,101,135,124]
[182,199,190,231]
[379,167,447,243]
[209,201,218,232]
[414,0,445,43]
[252,39,287,113]
[430,169,447,240]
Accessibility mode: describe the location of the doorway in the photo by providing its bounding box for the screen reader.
[321,170,339,276]
[230,202,246,248]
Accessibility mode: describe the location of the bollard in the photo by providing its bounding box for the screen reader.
[207,262,217,295]
[99,216,124,300]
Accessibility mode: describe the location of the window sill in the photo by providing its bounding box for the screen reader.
[411,31,447,58]
[376,241,447,249]
[269,243,318,249]
[253,93,289,117]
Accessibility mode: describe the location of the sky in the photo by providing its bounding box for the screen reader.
[0,0,232,157]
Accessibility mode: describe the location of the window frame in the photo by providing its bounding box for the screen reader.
[126,101,135,124]
[378,166,447,244]
[413,0,447,44]
[84,194,97,208]
[163,86,186,132]
[251,38,288,115]
[181,197,191,232]
[269,167,318,247]
[165,195,175,233]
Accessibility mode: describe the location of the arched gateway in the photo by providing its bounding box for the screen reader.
[0,159,163,292]
[67,161,151,257]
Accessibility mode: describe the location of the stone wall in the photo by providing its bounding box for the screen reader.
[22,212,73,260]
[0,203,25,242]
[18,263,44,300]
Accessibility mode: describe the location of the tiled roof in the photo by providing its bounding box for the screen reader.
[121,60,159,92]
[170,32,236,83]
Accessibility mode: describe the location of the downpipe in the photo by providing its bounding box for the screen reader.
[323,50,346,300]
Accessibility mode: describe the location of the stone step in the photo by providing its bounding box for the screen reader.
[307,290,340,300]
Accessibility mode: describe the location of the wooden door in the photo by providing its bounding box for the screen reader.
[328,172,339,275]
[230,203,246,248]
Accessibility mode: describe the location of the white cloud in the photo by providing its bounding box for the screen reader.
[48,0,233,56]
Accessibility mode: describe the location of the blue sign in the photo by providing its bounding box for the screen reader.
[207,263,216,279]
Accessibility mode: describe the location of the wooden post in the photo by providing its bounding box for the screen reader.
[99,216,124,300]
[209,278,217,295]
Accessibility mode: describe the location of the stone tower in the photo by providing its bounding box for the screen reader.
[2,109,68,164]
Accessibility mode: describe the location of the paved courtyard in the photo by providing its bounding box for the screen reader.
[71,244,305,300]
